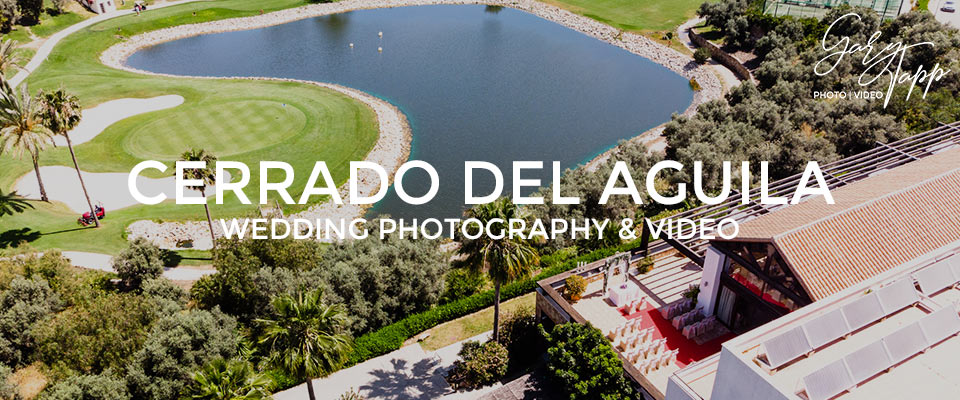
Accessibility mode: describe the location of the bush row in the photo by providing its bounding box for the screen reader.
[346,239,643,365]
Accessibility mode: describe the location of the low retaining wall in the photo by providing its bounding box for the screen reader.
[688,28,753,82]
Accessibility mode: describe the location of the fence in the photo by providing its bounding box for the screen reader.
[762,0,905,19]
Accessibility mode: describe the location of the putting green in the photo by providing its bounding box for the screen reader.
[0,0,383,255]
[123,100,308,160]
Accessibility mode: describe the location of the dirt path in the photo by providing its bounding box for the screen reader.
[676,17,742,92]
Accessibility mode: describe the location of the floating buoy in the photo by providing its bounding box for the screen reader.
[378,46,383,52]
[378,31,383,38]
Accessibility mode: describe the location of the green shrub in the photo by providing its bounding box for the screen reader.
[446,341,509,390]
[40,373,129,400]
[497,307,541,371]
[637,256,655,274]
[694,47,712,64]
[16,0,42,25]
[33,293,155,377]
[339,388,366,400]
[0,365,16,400]
[439,268,486,304]
[543,323,634,400]
[575,222,622,255]
[345,239,642,367]
[0,276,62,367]
[113,238,164,291]
[683,284,701,306]
[125,309,238,399]
[564,275,587,302]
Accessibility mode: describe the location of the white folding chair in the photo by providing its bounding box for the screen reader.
[641,327,653,343]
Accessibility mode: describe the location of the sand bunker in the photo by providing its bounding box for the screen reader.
[15,165,230,213]
[54,95,185,146]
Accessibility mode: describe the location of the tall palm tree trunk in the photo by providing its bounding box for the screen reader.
[30,150,48,202]
[202,190,216,248]
[65,133,98,227]
[306,378,317,400]
[493,282,501,343]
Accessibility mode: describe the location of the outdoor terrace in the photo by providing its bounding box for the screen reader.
[538,252,733,398]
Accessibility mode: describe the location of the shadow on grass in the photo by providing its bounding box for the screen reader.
[161,250,182,268]
[0,228,42,249]
[41,226,92,236]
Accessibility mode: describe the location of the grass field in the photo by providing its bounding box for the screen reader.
[0,0,379,255]
[542,0,706,32]
[415,293,536,351]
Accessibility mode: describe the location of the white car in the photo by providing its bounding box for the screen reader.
[943,1,956,12]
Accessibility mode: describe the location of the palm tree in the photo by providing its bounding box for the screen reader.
[0,190,32,217]
[257,289,353,400]
[0,40,22,74]
[178,148,218,246]
[0,81,54,201]
[185,358,272,400]
[37,87,100,227]
[459,197,540,342]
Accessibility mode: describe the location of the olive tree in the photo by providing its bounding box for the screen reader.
[125,309,238,400]
[40,374,130,400]
[113,238,165,291]
[0,276,61,367]
[305,220,449,334]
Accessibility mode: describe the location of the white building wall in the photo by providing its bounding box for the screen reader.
[666,375,702,400]
[85,0,117,14]
[709,346,790,400]
[697,246,725,315]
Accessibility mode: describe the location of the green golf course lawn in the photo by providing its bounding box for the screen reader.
[123,99,308,160]
[542,0,705,32]
[1,0,379,255]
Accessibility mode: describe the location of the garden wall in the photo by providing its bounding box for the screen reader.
[688,29,753,82]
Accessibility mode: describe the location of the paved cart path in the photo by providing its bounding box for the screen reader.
[10,0,201,87]
[61,251,215,281]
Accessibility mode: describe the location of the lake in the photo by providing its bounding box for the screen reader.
[127,5,692,219]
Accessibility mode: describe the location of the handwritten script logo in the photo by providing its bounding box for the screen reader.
[814,13,950,108]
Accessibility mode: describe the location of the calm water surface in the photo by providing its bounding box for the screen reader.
[128,5,692,219]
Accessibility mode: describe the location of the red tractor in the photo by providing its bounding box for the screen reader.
[78,204,106,226]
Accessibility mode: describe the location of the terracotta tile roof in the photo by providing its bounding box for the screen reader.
[731,147,960,241]
[717,147,960,300]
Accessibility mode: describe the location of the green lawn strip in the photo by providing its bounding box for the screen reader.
[2,27,32,43]
[6,48,36,79]
[541,0,707,32]
[417,292,535,351]
[344,239,644,372]
[1,0,379,254]
[31,12,89,38]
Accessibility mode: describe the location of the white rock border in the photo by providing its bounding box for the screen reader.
[103,0,723,249]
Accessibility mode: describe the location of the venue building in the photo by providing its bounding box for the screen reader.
[83,0,117,14]
[535,121,960,399]
[668,243,960,400]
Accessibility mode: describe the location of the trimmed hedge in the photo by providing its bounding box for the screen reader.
[346,239,642,366]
